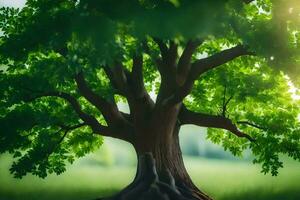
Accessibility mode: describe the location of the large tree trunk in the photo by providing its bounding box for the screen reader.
[97,127,212,200]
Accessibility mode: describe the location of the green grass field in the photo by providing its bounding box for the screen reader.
[0,154,299,200]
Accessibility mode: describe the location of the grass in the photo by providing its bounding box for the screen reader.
[184,157,300,200]
[0,154,299,200]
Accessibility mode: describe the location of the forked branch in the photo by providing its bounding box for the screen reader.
[75,71,124,124]
[166,45,253,105]
[153,37,169,60]
[24,91,132,142]
[102,63,131,97]
[152,38,177,80]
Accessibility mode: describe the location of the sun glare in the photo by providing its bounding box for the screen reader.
[288,81,300,100]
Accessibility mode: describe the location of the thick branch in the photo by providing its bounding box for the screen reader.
[131,54,145,98]
[168,40,178,68]
[31,92,108,130]
[25,91,132,142]
[152,38,177,79]
[103,63,131,97]
[102,66,121,94]
[191,45,252,78]
[179,106,255,142]
[177,39,203,85]
[113,63,131,93]
[153,38,169,60]
[167,45,253,105]
[152,38,179,103]
[75,72,123,124]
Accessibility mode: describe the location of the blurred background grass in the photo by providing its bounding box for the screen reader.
[0,125,300,200]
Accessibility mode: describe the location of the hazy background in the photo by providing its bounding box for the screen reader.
[0,0,299,200]
[1,125,300,200]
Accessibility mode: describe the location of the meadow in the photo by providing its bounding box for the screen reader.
[0,153,299,200]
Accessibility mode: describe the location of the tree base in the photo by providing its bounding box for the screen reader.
[96,153,212,200]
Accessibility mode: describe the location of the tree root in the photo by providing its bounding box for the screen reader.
[95,153,212,200]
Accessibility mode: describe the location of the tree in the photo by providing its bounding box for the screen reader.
[0,0,300,199]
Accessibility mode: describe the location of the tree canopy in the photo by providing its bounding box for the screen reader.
[0,0,300,179]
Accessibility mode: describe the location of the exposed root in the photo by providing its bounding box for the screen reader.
[95,153,212,200]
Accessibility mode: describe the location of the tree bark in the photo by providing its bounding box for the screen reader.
[97,126,212,200]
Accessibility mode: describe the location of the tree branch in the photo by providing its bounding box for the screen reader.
[102,65,122,95]
[102,63,131,97]
[74,71,123,124]
[191,45,253,81]
[152,38,179,103]
[237,121,267,130]
[131,54,145,98]
[221,85,234,117]
[152,38,177,78]
[243,0,255,4]
[49,122,87,155]
[168,40,178,67]
[24,91,133,142]
[165,45,253,105]
[153,37,169,60]
[179,106,255,142]
[60,123,87,132]
[177,39,203,85]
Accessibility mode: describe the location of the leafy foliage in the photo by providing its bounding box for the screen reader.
[0,0,299,178]
[187,39,300,175]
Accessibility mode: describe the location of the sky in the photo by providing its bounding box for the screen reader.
[0,0,26,8]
